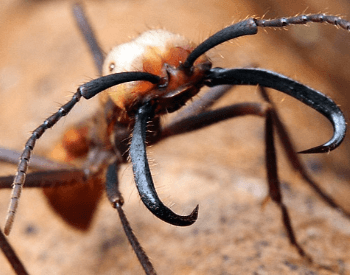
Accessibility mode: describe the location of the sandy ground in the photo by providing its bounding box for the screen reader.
[1,0,350,274]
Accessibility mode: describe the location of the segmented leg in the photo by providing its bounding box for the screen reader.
[0,148,74,170]
[0,229,28,275]
[105,162,157,275]
[73,3,104,74]
[264,106,310,260]
[0,169,85,189]
[259,87,350,218]
[160,102,267,139]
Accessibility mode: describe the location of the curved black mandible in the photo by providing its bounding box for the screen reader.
[130,102,199,226]
[205,67,346,153]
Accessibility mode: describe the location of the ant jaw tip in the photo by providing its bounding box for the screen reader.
[298,146,331,154]
[189,204,200,223]
[171,204,199,227]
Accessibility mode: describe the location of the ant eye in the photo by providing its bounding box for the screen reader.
[109,62,115,72]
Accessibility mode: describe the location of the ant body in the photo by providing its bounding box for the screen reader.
[1,2,350,274]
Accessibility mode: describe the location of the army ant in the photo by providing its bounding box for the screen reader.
[1,3,350,274]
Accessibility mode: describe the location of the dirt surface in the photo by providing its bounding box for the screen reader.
[1,0,350,274]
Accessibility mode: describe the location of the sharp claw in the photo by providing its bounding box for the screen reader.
[130,102,199,226]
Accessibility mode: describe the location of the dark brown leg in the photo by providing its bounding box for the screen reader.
[0,147,73,170]
[105,162,157,275]
[0,229,28,275]
[259,85,350,264]
[160,102,267,140]
[264,107,311,260]
[72,3,104,75]
[0,169,85,189]
[155,85,349,263]
[159,92,311,258]
[259,86,350,218]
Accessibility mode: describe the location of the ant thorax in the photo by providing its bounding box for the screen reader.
[102,29,211,116]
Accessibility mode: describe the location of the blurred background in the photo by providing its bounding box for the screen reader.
[0,0,350,274]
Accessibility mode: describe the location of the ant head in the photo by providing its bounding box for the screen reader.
[103,29,211,116]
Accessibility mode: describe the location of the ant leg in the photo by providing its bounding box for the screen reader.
[259,87,350,218]
[0,229,28,275]
[157,99,312,258]
[0,147,74,170]
[157,85,347,260]
[105,162,157,275]
[72,3,104,74]
[264,106,311,260]
[0,167,96,229]
[0,169,85,189]
[160,102,267,140]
